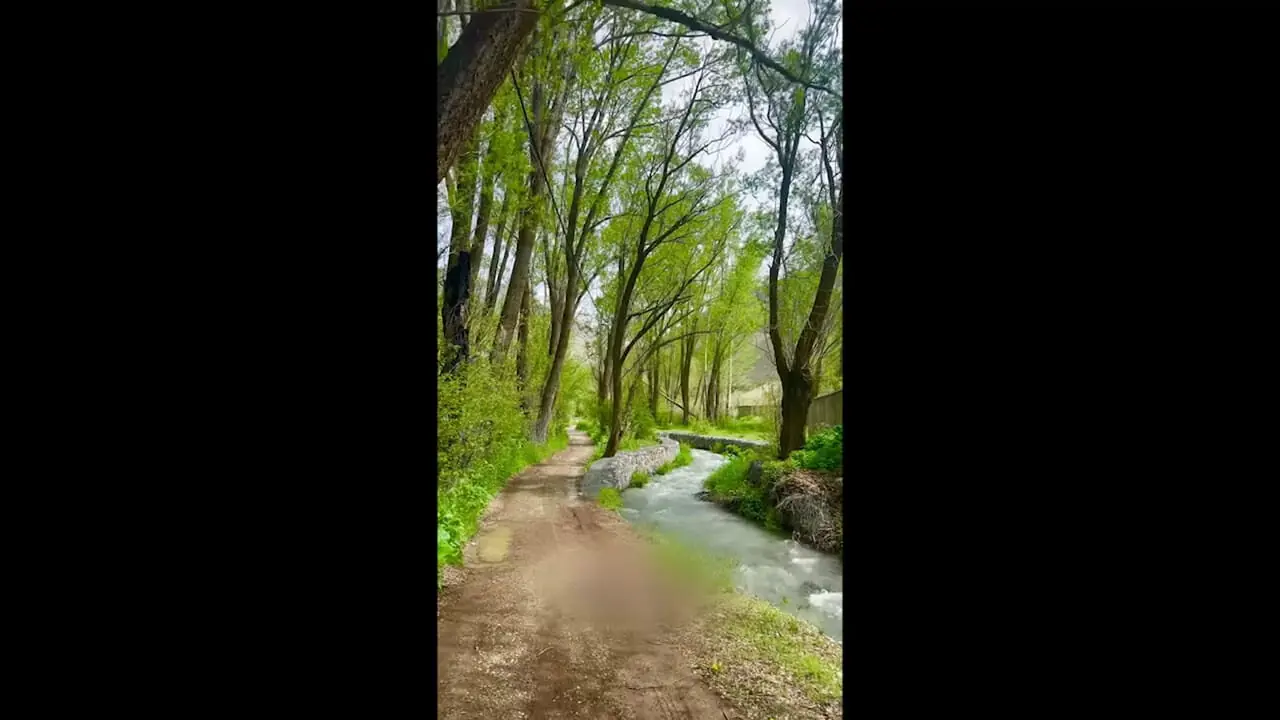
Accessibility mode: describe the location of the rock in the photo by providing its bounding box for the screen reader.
[746,460,763,486]
[580,435,679,499]
[658,431,769,454]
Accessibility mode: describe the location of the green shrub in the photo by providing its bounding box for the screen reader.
[710,441,726,454]
[598,487,623,511]
[690,418,713,434]
[655,461,674,475]
[630,404,656,440]
[629,470,651,488]
[436,360,572,573]
[672,443,693,469]
[790,425,842,471]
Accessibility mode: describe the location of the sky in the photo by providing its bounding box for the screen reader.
[438,0,841,363]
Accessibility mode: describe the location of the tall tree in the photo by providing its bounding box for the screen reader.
[740,0,842,456]
[529,19,683,443]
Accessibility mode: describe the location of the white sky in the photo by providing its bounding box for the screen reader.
[438,0,840,348]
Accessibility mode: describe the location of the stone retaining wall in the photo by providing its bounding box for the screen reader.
[659,431,770,453]
[580,435,679,499]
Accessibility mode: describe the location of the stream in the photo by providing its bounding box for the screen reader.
[617,448,843,642]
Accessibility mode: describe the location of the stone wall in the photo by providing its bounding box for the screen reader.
[580,435,679,499]
[659,431,769,453]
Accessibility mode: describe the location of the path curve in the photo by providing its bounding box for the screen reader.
[437,429,736,719]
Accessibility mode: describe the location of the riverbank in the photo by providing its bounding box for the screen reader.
[699,426,844,556]
[438,429,842,719]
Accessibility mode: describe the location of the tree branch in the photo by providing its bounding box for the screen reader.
[602,0,841,100]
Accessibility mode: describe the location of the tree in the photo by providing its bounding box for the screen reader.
[602,63,737,455]
[739,0,842,457]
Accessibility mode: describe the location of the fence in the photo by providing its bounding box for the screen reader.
[806,390,842,430]
[734,389,843,430]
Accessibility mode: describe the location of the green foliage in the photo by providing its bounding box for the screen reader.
[710,441,726,454]
[655,461,674,475]
[789,425,842,471]
[437,429,567,570]
[673,443,693,469]
[629,404,656,440]
[704,454,793,531]
[714,595,843,704]
[597,487,623,511]
[629,470,651,488]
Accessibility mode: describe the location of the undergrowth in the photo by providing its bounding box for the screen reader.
[790,425,842,472]
[655,443,693,475]
[597,487,623,511]
[437,430,567,578]
[629,470,651,488]
[436,360,571,584]
[703,455,785,531]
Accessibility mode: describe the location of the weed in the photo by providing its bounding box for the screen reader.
[673,443,693,468]
[597,487,623,511]
[789,425,842,471]
[629,470,651,488]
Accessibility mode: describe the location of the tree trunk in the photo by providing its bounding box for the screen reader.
[441,254,472,373]
[778,372,813,457]
[516,279,531,399]
[531,248,582,444]
[493,167,541,364]
[469,139,502,296]
[679,330,694,425]
[437,0,537,183]
[648,348,659,419]
[484,190,513,315]
[442,134,481,372]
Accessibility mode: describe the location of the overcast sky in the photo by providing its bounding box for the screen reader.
[438,0,840,331]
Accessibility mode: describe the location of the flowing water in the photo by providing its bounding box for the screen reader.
[617,448,843,642]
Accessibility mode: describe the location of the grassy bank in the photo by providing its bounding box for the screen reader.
[702,426,844,554]
[437,429,568,582]
[657,414,773,443]
[637,527,843,718]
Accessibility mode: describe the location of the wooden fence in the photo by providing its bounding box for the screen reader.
[806,390,842,430]
[734,389,842,431]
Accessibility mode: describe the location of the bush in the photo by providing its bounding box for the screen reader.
[436,360,570,576]
[630,404,656,440]
[598,487,623,511]
[629,470,651,488]
[710,441,726,454]
[672,443,693,469]
[655,461,674,475]
[790,425,842,471]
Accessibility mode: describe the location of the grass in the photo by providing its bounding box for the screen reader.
[634,527,842,714]
[700,594,843,708]
[658,415,773,443]
[437,429,569,583]
[629,470,651,488]
[597,487,623,511]
[655,443,694,475]
[703,455,786,532]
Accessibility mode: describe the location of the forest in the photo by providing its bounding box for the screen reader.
[436,0,842,573]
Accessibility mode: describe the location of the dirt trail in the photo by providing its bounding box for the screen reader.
[437,430,736,719]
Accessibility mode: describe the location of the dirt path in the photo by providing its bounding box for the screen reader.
[437,430,736,719]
